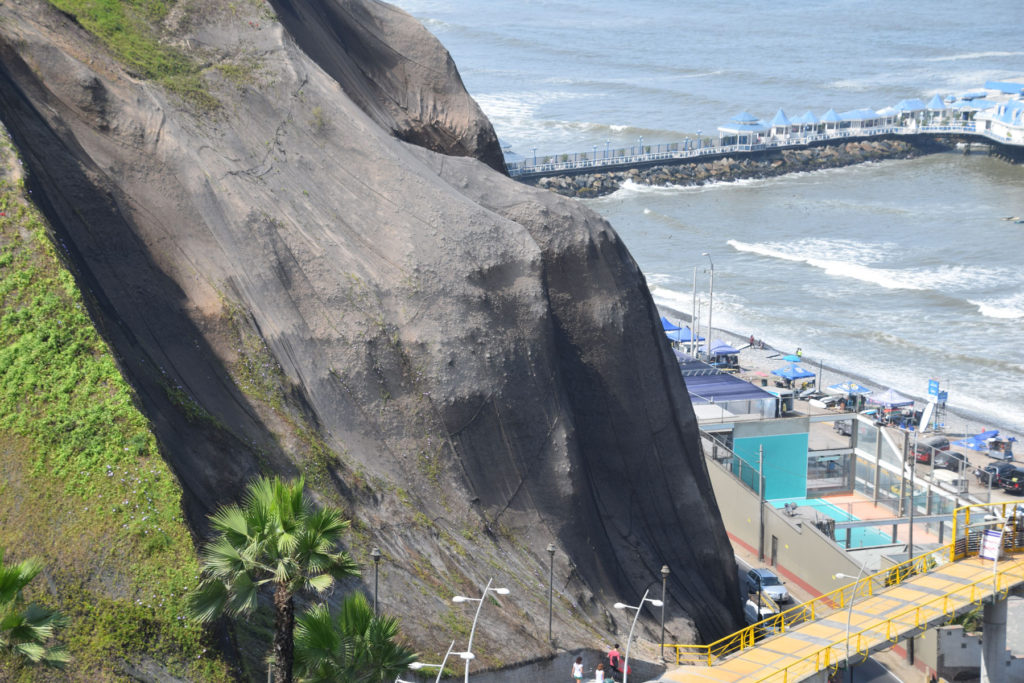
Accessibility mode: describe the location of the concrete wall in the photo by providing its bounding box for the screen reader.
[706,453,859,597]
[917,625,1024,682]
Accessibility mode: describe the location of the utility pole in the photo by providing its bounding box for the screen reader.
[758,445,766,562]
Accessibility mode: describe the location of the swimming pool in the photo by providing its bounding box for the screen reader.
[771,497,895,548]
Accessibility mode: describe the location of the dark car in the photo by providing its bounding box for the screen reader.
[833,420,852,437]
[745,568,789,603]
[933,450,970,472]
[1001,468,1024,494]
[976,462,1017,487]
[914,435,950,464]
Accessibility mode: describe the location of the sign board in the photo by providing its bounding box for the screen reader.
[928,379,940,397]
[937,391,948,402]
[980,529,1002,561]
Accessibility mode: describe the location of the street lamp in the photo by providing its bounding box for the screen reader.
[531,146,537,166]
[613,589,663,683]
[639,135,644,155]
[593,144,597,165]
[659,565,670,660]
[546,543,556,643]
[605,139,610,159]
[697,130,702,149]
[371,547,382,615]
[409,640,458,683]
[452,579,509,683]
[701,252,714,354]
[833,563,870,683]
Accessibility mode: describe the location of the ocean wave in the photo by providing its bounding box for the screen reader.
[727,239,1017,292]
[969,292,1024,320]
[923,51,1024,63]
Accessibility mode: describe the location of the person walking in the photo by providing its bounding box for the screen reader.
[572,656,584,682]
[608,644,622,682]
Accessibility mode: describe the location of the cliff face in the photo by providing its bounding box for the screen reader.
[0,0,739,669]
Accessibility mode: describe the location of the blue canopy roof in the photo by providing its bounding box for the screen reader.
[666,326,704,343]
[984,81,1024,95]
[960,91,989,101]
[820,109,841,123]
[828,381,872,395]
[795,111,818,124]
[684,372,777,405]
[953,430,999,451]
[771,363,815,380]
[769,109,792,128]
[731,111,760,123]
[876,106,899,117]
[839,108,880,121]
[896,98,926,112]
[927,94,947,110]
[661,316,681,332]
[700,340,740,356]
[868,388,913,407]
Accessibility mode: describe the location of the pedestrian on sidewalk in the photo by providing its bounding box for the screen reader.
[571,655,584,682]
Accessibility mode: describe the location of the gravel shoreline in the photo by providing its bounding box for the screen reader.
[660,307,1022,445]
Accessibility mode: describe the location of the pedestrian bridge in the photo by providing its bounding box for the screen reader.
[660,503,1024,682]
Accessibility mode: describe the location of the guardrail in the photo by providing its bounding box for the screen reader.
[508,121,1017,178]
[666,501,1024,669]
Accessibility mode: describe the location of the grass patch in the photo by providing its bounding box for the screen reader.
[46,0,217,109]
[0,129,230,680]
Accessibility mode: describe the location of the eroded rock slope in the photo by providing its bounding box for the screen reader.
[0,0,740,667]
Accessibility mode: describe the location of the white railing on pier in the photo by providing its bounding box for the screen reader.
[508,121,1017,178]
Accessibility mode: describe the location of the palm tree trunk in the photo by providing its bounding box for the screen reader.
[272,584,294,683]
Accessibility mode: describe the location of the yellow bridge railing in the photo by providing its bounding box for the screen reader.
[665,501,1024,668]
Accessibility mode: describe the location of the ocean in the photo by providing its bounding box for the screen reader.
[392,0,1024,434]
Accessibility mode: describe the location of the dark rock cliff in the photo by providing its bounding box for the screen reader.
[0,0,740,669]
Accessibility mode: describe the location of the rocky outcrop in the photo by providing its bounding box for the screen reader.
[529,138,947,197]
[0,0,738,673]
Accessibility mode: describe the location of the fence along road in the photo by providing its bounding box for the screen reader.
[659,503,1024,682]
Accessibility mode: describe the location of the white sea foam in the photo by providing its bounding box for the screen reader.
[923,51,1024,63]
[969,292,1024,320]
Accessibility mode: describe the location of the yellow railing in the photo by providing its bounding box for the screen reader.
[666,544,949,666]
[751,561,1024,682]
[950,502,1024,561]
[665,502,1024,673]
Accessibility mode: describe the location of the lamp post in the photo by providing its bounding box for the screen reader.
[605,139,610,159]
[639,135,644,155]
[546,543,556,643]
[697,130,702,149]
[371,547,382,615]
[452,579,509,683]
[833,562,870,683]
[702,252,714,354]
[409,640,457,683]
[593,145,597,165]
[531,146,537,166]
[660,565,670,660]
[613,589,664,683]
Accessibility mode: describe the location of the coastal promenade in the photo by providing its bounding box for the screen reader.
[508,122,1020,180]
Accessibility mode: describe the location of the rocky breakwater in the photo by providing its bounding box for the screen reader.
[531,138,948,198]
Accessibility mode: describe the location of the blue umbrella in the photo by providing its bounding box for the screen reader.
[771,363,815,380]
[665,326,704,343]
[782,354,801,362]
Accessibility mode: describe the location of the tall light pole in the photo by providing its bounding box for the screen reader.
[660,565,670,660]
[605,139,610,159]
[639,135,644,155]
[833,562,869,683]
[452,579,509,683]
[371,547,382,615]
[546,543,556,643]
[613,589,664,683]
[531,146,537,166]
[702,252,714,351]
[690,266,698,357]
[409,640,458,683]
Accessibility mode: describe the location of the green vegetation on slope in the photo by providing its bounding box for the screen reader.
[45,0,216,108]
[0,129,230,680]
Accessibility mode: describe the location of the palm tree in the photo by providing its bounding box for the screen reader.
[188,476,359,683]
[0,548,68,668]
[294,591,418,683]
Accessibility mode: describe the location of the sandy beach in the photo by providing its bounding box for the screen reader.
[660,308,1023,446]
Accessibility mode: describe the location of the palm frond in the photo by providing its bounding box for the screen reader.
[187,580,229,623]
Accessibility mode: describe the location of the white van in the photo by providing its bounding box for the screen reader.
[743,599,777,626]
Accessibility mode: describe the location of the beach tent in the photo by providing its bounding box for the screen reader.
[827,381,871,396]
[953,430,999,451]
[868,388,914,407]
[661,316,681,332]
[665,326,704,343]
[771,363,815,380]
[782,354,801,362]
[700,340,740,357]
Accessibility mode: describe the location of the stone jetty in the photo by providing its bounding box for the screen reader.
[525,138,952,198]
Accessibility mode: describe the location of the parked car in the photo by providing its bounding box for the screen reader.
[933,450,970,472]
[833,420,852,436]
[914,435,950,464]
[745,568,790,603]
[743,598,778,627]
[975,462,1017,487]
[1001,468,1024,494]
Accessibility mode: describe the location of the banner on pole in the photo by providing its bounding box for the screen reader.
[980,529,1002,561]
